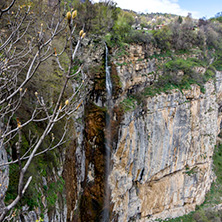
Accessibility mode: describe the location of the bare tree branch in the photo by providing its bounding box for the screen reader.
[0,2,88,220]
[0,0,16,18]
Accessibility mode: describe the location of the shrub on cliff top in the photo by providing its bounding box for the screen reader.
[125,30,153,44]
[159,57,209,92]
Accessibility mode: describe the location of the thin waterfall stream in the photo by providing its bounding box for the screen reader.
[102,43,113,221]
[105,45,112,101]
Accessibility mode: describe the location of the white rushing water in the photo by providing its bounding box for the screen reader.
[105,45,112,100]
[102,44,112,222]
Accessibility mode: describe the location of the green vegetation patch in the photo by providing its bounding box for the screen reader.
[45,177,65,210]
[119,53,216,114]
[144,56,213,97]
[120,96,137,112]
[159,57,212,93]
[211,50,222,71]
[213,143,222,184]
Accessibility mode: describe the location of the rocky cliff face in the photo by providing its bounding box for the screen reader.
[61,43,222,221]
[114,44,156,94]
[110,81,221,221]
[9,42,220,221]
[3,42,219,222]
[107,44,222,221]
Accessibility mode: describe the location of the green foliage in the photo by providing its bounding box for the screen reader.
[4,164,19,204]
[93,1,120,35]
[164,57,206,73]
[205,67,216,81]
[111,10,135,43]
[60,2,222,53]
[149,50,173,60]
[185,166,198,176]
[5,153,65,213]
[4,107,69,212]
[211,49,222,71]
[120,96,137,112]
[205,27,220,48]
[164,58,194,72]
[124,30,153,44]
[153,26,172,50]
[162,208,222,222]
[60,1,222,54]
[213,143,222,184]
[155,212,195,222]
[214,16,222,23]
[159,57,209,92]
[5,163,40,210]
[121,53,217,114]
[45,177,65,210]
[177,16,183,24]
[210,12,222,23]
[143,83,176,97]
[62,0,119,35]
[204,182,222,206]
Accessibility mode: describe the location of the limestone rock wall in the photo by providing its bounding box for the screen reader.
[112,44,157,94]
[109,70,222,221]
[61,42,222,221]
[109,43,222,222]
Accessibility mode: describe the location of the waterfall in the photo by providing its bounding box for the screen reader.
[105,44,112,100]
[102,44,112,222]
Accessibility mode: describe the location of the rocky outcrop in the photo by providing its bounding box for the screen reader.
[113,44,156,94]
[109,67,222,221]
[62,43,222,222]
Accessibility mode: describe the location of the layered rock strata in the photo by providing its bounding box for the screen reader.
[110,72,222,221]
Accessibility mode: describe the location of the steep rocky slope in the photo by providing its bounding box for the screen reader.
[2,42,221,221]
[110,80,222,221]
[107,45,222,221]
[63,43,222,221]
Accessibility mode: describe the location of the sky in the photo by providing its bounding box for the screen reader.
[92,0,222,19]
